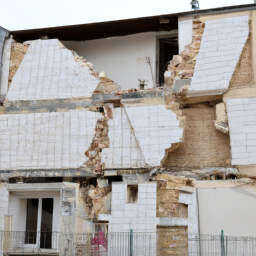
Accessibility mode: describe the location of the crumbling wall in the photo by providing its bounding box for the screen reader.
[157,226,188,256]
[188,15,249,96]
[156,175,191,218]
[6,39,100,101]
[8,41,28,90]
[85,117,109,174]
[165,18,205,93]
[229,36,252,88]
[163,103,231,168]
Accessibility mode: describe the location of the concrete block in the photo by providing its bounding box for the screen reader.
[172,78,192,94]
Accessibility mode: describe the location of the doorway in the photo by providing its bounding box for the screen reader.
[25,198,53,249]
[157,37,179,86]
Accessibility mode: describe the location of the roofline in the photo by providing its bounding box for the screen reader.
[9,3,256,42]
[10,3,256,34]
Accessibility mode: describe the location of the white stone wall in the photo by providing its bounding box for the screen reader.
[0,38,12,98]
[101,107,146,168]
[101,104,183,168]
[99,183,157,233]
[0,109,101,170]
[188,15,249,96]
[99,183,198,236]
[227,97,256,165]
[62,32,157,90]
[121,102,183,167]
[6,39,99,101]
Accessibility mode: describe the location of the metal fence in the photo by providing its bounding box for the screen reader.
[1,231,256,255]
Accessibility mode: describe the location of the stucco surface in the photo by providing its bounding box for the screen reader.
[198,188,256,236]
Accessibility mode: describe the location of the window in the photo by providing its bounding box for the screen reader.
[25,198,53,249]
[127,185,138,203]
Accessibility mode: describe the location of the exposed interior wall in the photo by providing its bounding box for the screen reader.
[198,188,256,236]
[62,32,157,90]
[163,103,231,168]
[178,17,193,54]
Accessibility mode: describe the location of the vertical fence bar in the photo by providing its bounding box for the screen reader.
[130,229,133,256]
[226,236,228,256]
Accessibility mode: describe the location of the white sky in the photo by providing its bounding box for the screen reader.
[0,0,254,31]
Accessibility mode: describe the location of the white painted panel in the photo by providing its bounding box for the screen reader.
[52,196,60,232]
[198,188,256,236]
[178,17,193,53]
[62,32,157,90]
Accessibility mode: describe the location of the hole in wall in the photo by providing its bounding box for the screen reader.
[127,185,138,204]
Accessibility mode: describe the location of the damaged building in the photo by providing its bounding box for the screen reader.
[1,2,256,255]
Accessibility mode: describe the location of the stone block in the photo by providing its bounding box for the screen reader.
[172,78,192,94]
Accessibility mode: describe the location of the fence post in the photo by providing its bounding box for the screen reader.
[221,230,225,256]
[130,229,133,256]
[226,236,228,256]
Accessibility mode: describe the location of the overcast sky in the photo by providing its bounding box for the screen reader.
[0,0,254,31]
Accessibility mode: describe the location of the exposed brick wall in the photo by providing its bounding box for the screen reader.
[229,37,252,88]
[163,104,231,168]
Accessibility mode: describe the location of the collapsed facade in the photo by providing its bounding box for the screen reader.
[1,3,256,255]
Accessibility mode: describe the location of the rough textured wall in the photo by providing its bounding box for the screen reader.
[157,226,188,256]
[165,17,205,95]
[164,104,231,168]
[156,175,189,218]
[229,37,252,88]
[8,41,28,90]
